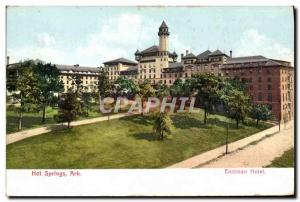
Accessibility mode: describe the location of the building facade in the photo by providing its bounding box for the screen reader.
[102,21,294,121]
[102,58,138,81]
[222,56,294,121]
[56,64,100,93]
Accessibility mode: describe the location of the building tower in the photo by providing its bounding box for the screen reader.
[158,21,170,70]
[158,21,169,52]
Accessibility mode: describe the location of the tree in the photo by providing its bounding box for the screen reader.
[181,78,194,98]
[55,91,80,128]
[222,89,250,128]
[33,62,64,123]
[81,92,92,117]
[155,81,169,99]
[114,77,139,98]
[191,73,222,124]
[249,104,272,126]
[153,113,173,140]
[9,61,40,130]
[70,74,83,94]
[97,69,111,108]
[170,79,184,97]
[138,80,155,115]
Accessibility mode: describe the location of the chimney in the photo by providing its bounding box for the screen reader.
[186,50,189,55]
[181,53,184,61]
[6,56,9,65]
[230,50,232,58]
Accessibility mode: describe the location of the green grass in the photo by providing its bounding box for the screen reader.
[6,105,103,134]
[7,111,272,169]
[266,148,294,168]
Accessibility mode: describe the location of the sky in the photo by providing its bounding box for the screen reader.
[7,6,294,66]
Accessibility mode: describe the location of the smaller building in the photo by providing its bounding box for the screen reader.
[56,64,100,93]
[102,58,138,82]
[180,49,229,77]
[161,62,185,85]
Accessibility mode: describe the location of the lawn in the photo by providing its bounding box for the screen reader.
[266,148,294,168]
[6,104,103,134]
[7,111,272,169]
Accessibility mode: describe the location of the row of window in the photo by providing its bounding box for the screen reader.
[283,92,292,102]
[231,69,272,75]
[65,80,98,85]
[61,76,97,80]
[282,84,291,90]
[140,64,156,69]
[139,69,156,74]
[249,84,272,91]
[240,77,272,83]
[257,92,273,102]
[282,76,292,83]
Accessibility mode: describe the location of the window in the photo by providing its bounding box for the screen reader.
[267,77,272,82]
[258,85,262,90]
[268,93,272,102]
[258,77,262,82]
[268,85,272,90]
[185,73,188,77]
[268,104,272,110]
[169,80,171,84]
[249,85,253,90]
[258,93,263,101]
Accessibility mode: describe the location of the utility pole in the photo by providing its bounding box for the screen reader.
[225,121,229,154]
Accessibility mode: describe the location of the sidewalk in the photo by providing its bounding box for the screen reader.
[201,122,294,168]
[6,112,138,145]
[168,121,293,168]
[6,107,200,145]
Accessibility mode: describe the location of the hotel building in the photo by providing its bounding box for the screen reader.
[102,21,294,121]
[6,21,294,121]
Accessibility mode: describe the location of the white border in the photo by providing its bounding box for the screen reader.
[1,0,298,199]
[6,169,294,196]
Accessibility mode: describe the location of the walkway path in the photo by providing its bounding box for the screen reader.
[6,112,138,145]
[201,122,294,168]
[168,121,293,168]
